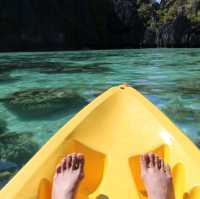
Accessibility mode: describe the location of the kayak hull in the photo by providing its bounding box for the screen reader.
[0,85,200,199]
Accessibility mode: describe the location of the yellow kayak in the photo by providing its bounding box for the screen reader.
[1,84,200,199]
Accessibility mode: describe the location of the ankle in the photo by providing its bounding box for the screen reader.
[64,189,77,199]
[148,191,168,199]
[64,192,75,199]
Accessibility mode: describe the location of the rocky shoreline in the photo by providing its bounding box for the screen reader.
[0,0,199,51]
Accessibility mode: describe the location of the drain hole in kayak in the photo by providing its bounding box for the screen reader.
[96,194,109,199]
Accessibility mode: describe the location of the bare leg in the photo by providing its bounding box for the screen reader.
[52,153,85,199]
[140,153,175,199]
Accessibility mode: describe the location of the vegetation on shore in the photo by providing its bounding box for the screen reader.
[0,0,200,50]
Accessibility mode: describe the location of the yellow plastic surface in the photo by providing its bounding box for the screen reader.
[0,85,200,199]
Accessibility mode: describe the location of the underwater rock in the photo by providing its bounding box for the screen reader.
[193,135,200,148]
[195,141,200,148]
[161,98,200,123]
[161,100,186,121]
[0,72,19,83]
[0,61,65,72]
[0,62,52,72]
[176,79,200,94]
[0,131,37,188]
[0,132,39,166]
[0,119,7,134]
[0,171,14,188]
[195,139,200,148]
[3,88,87,119]
[0,160,18,172]
[0,73,8,82]
[0,62,111,75]
[38,64,110,74]
[0,63,16,73]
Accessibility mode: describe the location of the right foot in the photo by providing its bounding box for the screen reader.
[140,153,175,199]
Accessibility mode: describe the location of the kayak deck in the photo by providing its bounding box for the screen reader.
[0,85,200,199]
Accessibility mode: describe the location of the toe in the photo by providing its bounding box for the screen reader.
[140,154,148,171]
[158,158,162,169]
[72,153,78,170]
[61,158,67,172]
[77,154,85,178]
[165,164,172,177]
[160,159,165,171]
[144,153,150,166]
[75,154,80,170]
[68,153,76,170]
[77,154,84,168]
[155,156,160,169]
[67,154,72,169]
[56,164,61,174]
[149,153,155,167]
[140,154,149,178]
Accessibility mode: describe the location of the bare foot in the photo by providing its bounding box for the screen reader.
[140,153,175,199]
[52,153,85,199]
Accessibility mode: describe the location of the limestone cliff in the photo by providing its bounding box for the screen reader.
[0,0,199,51]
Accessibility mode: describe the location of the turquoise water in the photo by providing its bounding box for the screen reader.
[1,48,200,186]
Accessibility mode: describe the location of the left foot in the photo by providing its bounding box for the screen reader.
[52,153,85,199]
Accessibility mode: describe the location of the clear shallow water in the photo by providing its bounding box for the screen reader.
[1,48,200,186]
